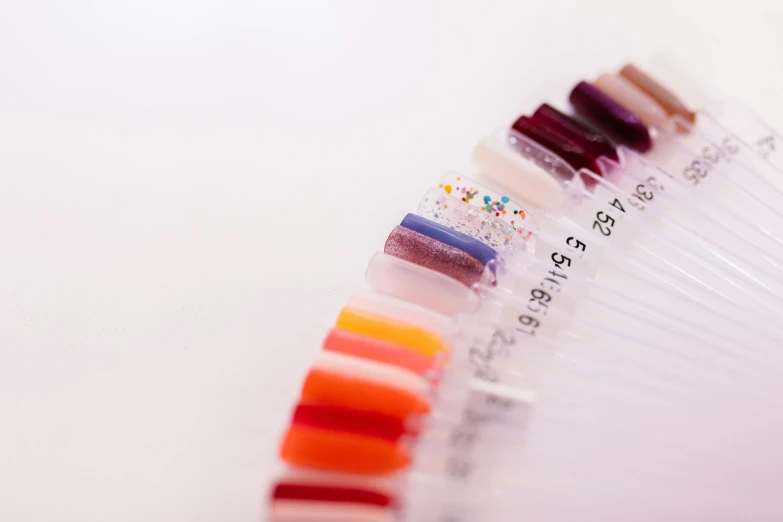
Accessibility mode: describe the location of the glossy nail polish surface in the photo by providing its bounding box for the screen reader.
[271,482,393,507]
[384,225,493,287]
[313,349,429,397]
[347,290,453,338]
[532,103,619,162]
[323,328,437,377]
[470,133,565,210]
[301,368,430,419]
[595,73,674,132]
[335,306,448,358]
[436,173,536,240]
[511,115,602,173]
[569,81,653,153]
[291,403,406,443]
[275,467,397,498]
[400,213,497,267]
[619,63,696,124]
[280,425,410,474]
[417,189,522,251]
[364,252,479,316]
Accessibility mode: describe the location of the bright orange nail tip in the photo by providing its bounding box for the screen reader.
[280,425,410,474]
[301,368,430,419]
[335,307,448,358]
[323,328,440,377]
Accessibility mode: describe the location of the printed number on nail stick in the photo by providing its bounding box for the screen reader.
[756,135,776,158]
[445,388,516,481]
[516,250,571,337]
[701,145,723,165]
[721,137,741,156]
[682,158,711,186]
[592,211,616,236]
[468,328,515,383]
[627,182,655,211]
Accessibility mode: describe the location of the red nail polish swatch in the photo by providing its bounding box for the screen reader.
[532,103,619,163]
[271,482,393,507]
[569,81,653,153]
[511,115,602,174]
[292,403,407,443]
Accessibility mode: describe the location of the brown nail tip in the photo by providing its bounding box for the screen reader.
[619,63,697,125]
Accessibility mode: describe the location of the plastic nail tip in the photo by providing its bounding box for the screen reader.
[312,350,430,397]
[417,188,524,251]
[400,213,498,268]
[346,290,454,339]
[364,252,480,316]
[435,172,537,239]
[619,63,696,124]
[300,368,430,420]
[273,467,400,498]
[472,134,565,209]
[594,73,674,132]
[531,103,619,162]
[291,403,407,443]
[569,81,653,153]
[511,114,603,174]
[271,482,394,507]
[335,306,449,358]
[269,500,392,522]
[279,425,410,475]
[384,225,495,288]
[323,328,437,377]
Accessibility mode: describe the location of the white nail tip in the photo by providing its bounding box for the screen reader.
[365,252,479,316]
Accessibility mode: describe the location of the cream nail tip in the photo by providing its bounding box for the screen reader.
[473,136,563,210]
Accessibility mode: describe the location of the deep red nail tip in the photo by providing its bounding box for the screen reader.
[532,103,619,163]
[271,482,393,507]
[569,81,653,153]
[291,403,407,443]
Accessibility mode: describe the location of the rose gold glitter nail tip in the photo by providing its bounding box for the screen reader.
[383,225,492,288]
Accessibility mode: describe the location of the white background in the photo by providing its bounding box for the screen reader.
[1,1,782,521]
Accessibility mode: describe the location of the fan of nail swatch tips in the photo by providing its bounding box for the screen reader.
[266,60,783,522]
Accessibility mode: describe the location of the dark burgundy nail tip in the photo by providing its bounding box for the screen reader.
[531,103,619,163]
[569,81,653,153]
[292,403,407,443]
[511,115,602,175]
[271,482,393,507]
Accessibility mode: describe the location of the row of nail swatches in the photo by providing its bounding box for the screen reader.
[266,61,783,522]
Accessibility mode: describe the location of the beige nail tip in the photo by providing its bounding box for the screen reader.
[619,63,697,126]
[472,136,564,210]
[270,501,392,522]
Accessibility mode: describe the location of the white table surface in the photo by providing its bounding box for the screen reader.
[2,1,782,520]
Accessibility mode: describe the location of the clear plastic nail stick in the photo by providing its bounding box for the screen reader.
[407,194,780,397]
[473,130,783,339]
[413,176,755,351]
[644,54,783,191]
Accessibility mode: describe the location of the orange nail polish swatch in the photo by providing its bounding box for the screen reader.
[335,307,448,358]
[280,425,410,474]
